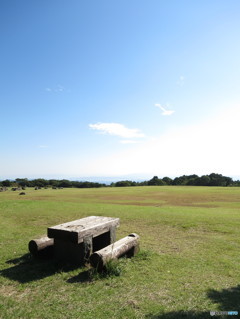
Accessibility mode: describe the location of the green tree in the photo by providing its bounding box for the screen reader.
[58,179,72,188]
[148,176,165,186]
[15,178,29,187]
[115,180,134,187]
[2,179,11,187]
[208,173,232,186]
[162,177,173,185]
[198,175,210,186]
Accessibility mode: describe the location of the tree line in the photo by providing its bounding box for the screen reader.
[0,178,105,188]
[113,173,238,187]
[0,173,240,188]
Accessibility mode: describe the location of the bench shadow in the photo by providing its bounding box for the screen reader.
[66,270,92,284]
[1,253,81,284]
[145,311,209,319]
[145,285,240,319]
[6,253,32,265]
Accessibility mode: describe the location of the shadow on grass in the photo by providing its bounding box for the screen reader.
[2,252,128,285]
[1,253,81,283]
[207,285,240,311]
[66,259,125,284]
[145,311,209,319]
[6,253,32,265]
[145,285,240,319]
[66,270,92,284]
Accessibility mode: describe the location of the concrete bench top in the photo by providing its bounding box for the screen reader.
[47,216,120,244]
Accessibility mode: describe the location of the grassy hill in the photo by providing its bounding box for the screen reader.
[0,186,240,318]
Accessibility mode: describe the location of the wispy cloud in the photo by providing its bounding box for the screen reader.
[89,123,145,139]
[177,75,185,87]
[155,104,175,116]
[45,84,65,93]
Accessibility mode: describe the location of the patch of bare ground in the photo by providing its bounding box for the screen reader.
[0,285,16,298]
[99,191,240,208]
[0,285,33,301]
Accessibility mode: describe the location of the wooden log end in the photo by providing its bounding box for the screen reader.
[28,240,38,255]
[128,233,139,239]
[89,252,104,270]
[28,236,54,257]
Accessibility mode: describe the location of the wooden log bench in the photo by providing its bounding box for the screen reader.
[90,233,140,270]
[28,236,54,257]
[47,216,120,265]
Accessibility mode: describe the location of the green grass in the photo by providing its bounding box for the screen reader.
[0,186,240,318]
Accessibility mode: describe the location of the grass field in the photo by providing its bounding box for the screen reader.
[0,186,240,319]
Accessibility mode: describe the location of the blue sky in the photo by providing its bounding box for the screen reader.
[1,0,240,180]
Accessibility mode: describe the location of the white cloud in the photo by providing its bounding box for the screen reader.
[155,104,175,116]
[89,123,145,139]
[45,85,65,92]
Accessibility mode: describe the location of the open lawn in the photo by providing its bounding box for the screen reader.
[0,186,240,319]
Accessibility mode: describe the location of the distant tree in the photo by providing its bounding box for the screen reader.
[148,176,165,186]
[91,182,104,188]
[32,179,48,187]
[58,179,72,188]
[2,179,11,187]
[208,173,232,186]
[233,180,240,186]
[172,176,187,185]
[115,180,134,187]
[49,179,60,187]
[224,176,233,186]
[138,180,148,186]
[186,178,197,186]
[71,181,80,188]
[172,175,199,186]
[198,175,211,186]
[186,175,199,185]
[162,177,173,185]
[15,178,29,187]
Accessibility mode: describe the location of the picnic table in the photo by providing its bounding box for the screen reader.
[47,216,120,264]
